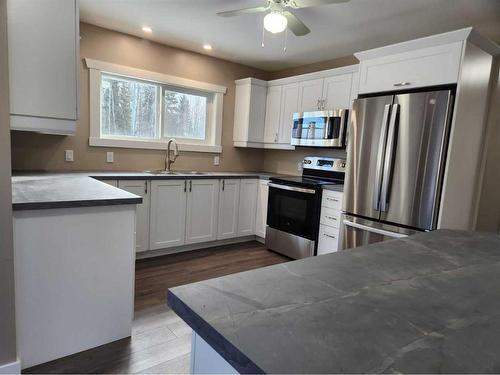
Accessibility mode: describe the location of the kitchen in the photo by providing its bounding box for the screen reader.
[1,0,500,374]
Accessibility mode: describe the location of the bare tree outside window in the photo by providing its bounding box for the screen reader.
[163,89,207,140]
[100,74,158,138]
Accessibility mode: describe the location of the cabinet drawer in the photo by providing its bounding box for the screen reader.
[322,190,343,210]
[317,225,339,255]
[358,42,463,94]
[320,207,341,229]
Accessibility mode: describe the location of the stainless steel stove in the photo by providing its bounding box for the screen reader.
[266,156,346,259]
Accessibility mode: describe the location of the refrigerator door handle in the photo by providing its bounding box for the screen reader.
[343,219,408,239]
[373,104,392,211]
[380,103,399,212]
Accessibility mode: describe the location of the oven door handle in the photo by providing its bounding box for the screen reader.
[268,183,316,194]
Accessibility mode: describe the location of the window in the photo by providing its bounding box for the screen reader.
[86,59,226,153]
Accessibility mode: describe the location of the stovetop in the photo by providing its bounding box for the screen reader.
[270,176,343,189]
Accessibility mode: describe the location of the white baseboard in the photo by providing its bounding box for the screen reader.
[0,359,21,374]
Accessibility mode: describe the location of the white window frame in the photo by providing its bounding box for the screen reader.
[86,58,226,153]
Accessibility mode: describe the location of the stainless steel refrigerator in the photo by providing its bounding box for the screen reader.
[341,89,454,249]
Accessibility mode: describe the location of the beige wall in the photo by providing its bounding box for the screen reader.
[268,55,358,80]
[0,0,17,366]
[10,23,270,172]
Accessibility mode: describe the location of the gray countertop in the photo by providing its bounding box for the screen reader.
[168,230,500,374]
[12,171,287,211]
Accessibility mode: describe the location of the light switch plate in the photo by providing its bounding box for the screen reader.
[106,152,114,163]
[213,155,220,166]
[65,150,74,162]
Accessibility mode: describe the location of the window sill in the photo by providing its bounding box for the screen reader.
[89,137,222,153]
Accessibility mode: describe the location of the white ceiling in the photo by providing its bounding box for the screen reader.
[79,0,500,71]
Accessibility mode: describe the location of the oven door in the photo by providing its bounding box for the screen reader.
[267,182,319,240]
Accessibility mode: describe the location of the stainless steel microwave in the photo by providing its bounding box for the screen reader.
[291,109,348,147]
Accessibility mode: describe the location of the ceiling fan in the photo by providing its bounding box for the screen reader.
[216,0,350,36]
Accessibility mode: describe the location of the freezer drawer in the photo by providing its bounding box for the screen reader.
[340,215,420,250]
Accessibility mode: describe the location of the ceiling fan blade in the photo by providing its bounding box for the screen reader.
[216,5,269,17]
[291,0,349,8]
[283,11,310,36]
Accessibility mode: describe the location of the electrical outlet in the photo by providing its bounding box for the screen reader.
[213,155,220,166]
[106,152,114,163]
[297,162,303,171]
[65,150,74,162]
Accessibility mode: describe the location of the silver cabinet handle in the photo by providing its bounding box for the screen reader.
[222,180,225,191]
[373,104,391,211]
[323,233,336,239]
[380,103,399,212]
[326,197,339,202]
[145,180,148,194]
[326,216,338,221]
[394,82,411,87]
[268,182,316,194]
[317,99,321,110]
[343,219,407,238]
[189,180,192,192]
[184,180,187,192]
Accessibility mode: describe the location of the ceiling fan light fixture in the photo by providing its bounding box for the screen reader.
[263,11,288,33]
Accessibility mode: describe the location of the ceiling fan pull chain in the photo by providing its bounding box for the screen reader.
[283,28,288,53]
[261,18,266,47]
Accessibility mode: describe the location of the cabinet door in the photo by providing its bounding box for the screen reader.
[217,179,241,240]
[278,83,299,144]
[186,179,219,244]
[298,79,324,112]
[118,180,150,253]
[238,179,258,236]
[263,85,283,143]
[149,180,187,250]
[322,74,353,110]
[255,179,269,238]
[8,0,78,121]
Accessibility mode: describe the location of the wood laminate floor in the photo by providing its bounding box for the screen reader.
[24,241,289,374]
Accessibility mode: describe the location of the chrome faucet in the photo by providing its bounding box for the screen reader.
[165,138,179,172]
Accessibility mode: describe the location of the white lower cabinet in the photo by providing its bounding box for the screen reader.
[217,179,241,240]
[118,180,150,253]
[255,179,269,238]
[317,225,340,255]
[238,179,258,236]
[149,180,187,250]
[185,179,219,245]
[317,190,344,255]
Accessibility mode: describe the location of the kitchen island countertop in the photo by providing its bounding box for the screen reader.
[168,229,500,374]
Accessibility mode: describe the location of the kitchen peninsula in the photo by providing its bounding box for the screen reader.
[169,230,500,374]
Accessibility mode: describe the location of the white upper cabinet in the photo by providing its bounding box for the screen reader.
[263,86,283,144]
[356,41,463,94]
[238,179,258,236]
[217,179,241,240]
[233,78,267,146]
[149,180,187,250]
[322,74,353,110]
[298,79,325,112]
[118,180,150,253]
[278,83,299,144]
[7,0,79,135]
[185,179,219,245]
[233,65,358,149]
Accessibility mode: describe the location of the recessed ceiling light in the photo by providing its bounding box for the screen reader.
[203,44,213,51]
[142,26,152,33]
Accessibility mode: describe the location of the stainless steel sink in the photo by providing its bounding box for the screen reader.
[144,170,179,175]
